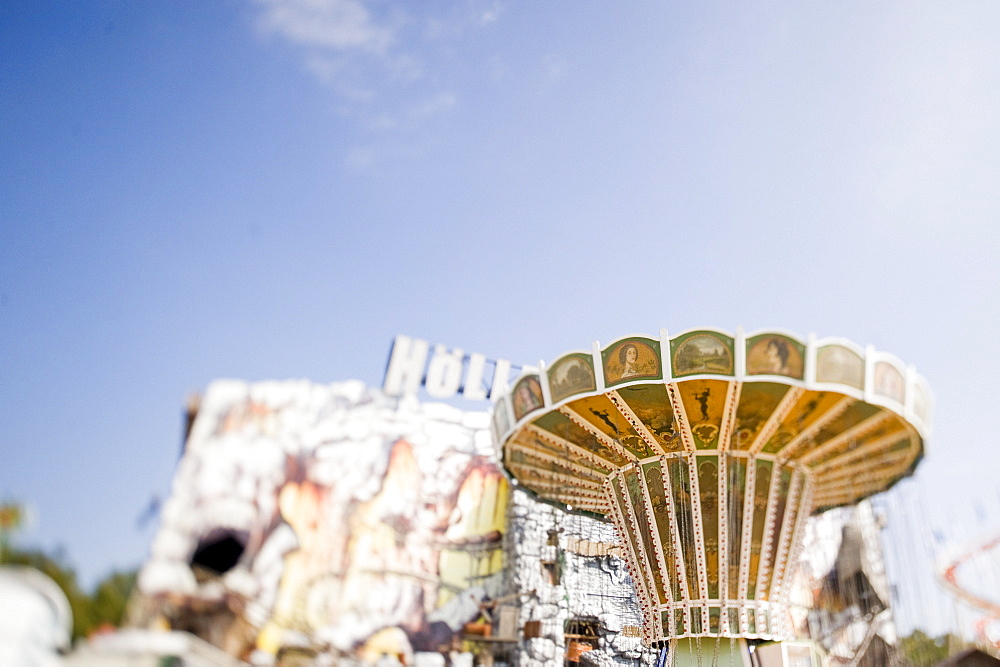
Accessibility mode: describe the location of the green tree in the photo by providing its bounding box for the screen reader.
[900,629,954,666]
[86,569,137,630]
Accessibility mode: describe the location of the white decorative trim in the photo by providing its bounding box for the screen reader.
[737,457,757,630]
[754,462,785,601]
[767,469,804,605]
[717,454,729,631]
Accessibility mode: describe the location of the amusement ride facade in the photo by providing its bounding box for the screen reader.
[493,328,931,662]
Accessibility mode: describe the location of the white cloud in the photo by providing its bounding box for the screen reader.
[344,144,378,170]
[250,0,497,163]
[422,1,504,39]
[412,92,457,118]
[255,0,391,53]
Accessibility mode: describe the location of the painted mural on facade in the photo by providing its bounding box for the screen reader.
[138,380,507,662]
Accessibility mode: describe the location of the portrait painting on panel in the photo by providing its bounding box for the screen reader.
[745,334,805,380]
[512,375,544,421]
[603,338,661,386]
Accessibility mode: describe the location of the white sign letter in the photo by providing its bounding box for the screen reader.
[463,353,488,401]
[425,346,464,398]
[383,335,430,397]
[489,358,512,399]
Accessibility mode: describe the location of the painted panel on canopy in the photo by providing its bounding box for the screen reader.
[816,345,865,389]
[874,361,906,403]
[726,456,747,601]
[806,401,885,452]
[815,435,915,481]
[504,462,591,499]
[746,459,774,600]
[696,455,720,599]
[506,448,607,486]
[663,456,699,600]
[676,379,730,449]
[547,353,597,404]
[761,390,851,454]
[817,446,913,484]
[671,331,735,378]
[508,431,611,477]
[661,611,673,641]
[611,475,656,606]
[814,464,911,507]
[746,334,805,380]
[758,466,792,601]
[708,606,722,635]
[530,410,633,468]
[642,460,681,601]
[492,400,512,444]
[807,413,909,469]
[564,394,657,459]
[732,382,791,451]
[617,384,683,452]
[623,466,669,604]
[512,375,544,422]
[603,337,663,387]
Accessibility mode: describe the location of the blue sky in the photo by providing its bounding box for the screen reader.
[3,0,1000,632]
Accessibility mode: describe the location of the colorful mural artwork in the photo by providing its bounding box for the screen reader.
[138,381,508,663]
[511,375,543,421]
[256,440,508,656]
[746,334,805,379]
[671,332,734,377]
[677,379,729,448]
[816,344,865,389]
[615,384,682,453]
[547,353,596,403]
[603,339,661,386]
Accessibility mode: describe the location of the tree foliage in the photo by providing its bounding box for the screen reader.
[900,629,956,666]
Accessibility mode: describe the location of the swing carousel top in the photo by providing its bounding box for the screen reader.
[492,328,930,644]
[493,328,931,516]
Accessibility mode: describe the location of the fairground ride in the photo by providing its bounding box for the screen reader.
[493,328,931,665]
